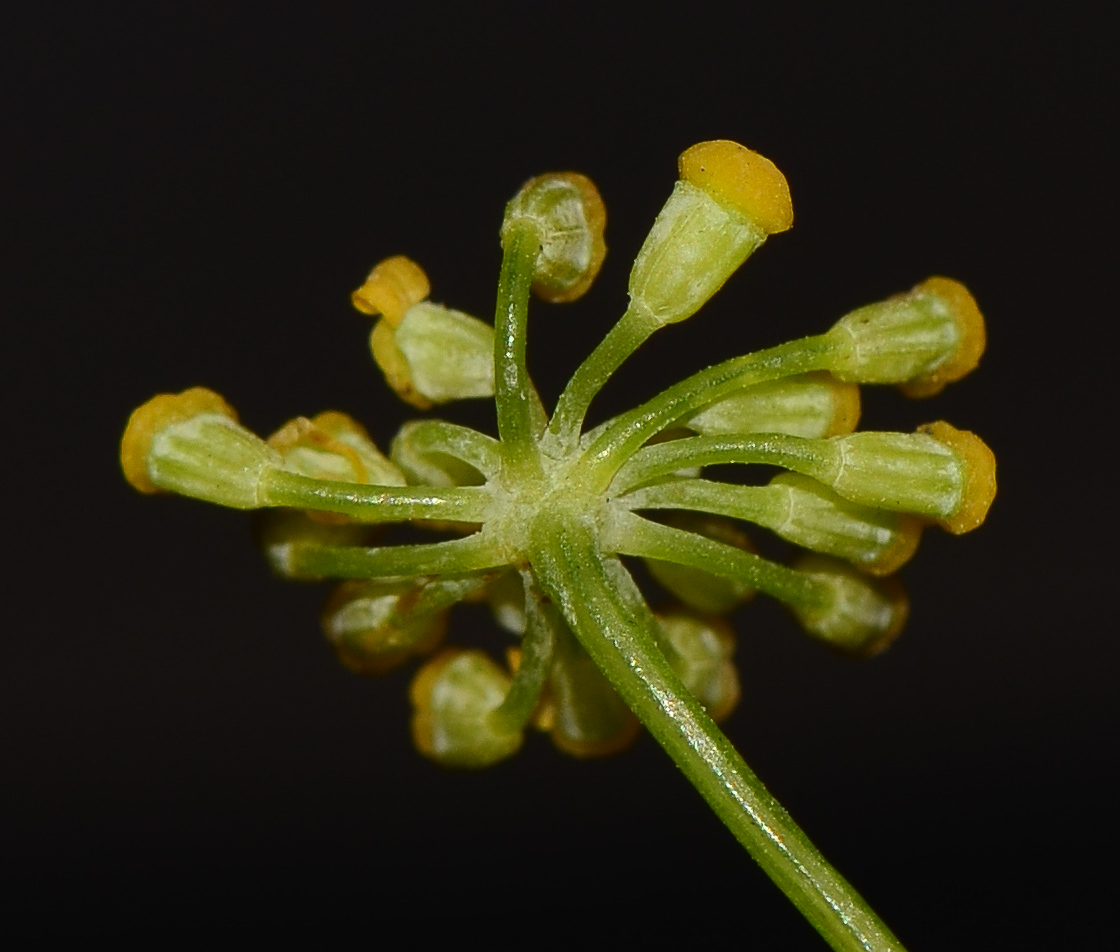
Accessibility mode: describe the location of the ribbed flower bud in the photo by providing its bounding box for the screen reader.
[268,411,405,487]
[788,554,909,656]
[410,649,523,768]
[120,387,280,508]
[501,172,607,303]
[645,513,756,614]
[351,255,430,328]
[826,277,986,395]
[629,140,792,327]
[685,372,860,439]
[761,472,923,575]
[655,611,740,721]
[370,302,495,410]
[322,578,450,674]
[814,423,996,532]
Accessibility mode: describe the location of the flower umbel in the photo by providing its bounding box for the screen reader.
[122,141,994,952]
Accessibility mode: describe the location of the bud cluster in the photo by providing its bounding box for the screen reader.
[121,140,995,768]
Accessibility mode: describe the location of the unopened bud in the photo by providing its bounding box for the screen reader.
[121,387,279,508]
[826,277,985,394]
[371,302,494,409]
[501,172,607,303]
[815,424,996,531]
[655,611,740,721]
[268,411,405,486]
[789,554,909,656]
[410,649,523,768]
[686,372,860,439]
[629,140,792,327]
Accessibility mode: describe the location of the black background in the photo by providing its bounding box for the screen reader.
[6,3,1114,944]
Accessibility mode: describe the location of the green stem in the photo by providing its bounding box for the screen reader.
[577,336,835,491]
[494,219,547,460]
[388,420,504,482]
[276,531,508,580]
[489,570,556,734]
[261,470,496,523]
[531,516,905,952]
[544,307,658,453]
[606,510,827,613]
[612,431,829,493]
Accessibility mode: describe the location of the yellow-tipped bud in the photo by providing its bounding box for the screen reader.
[121,387,280,508]
[628,140,792,327]
[501,172,607,303]
[351,255,430,328]
[268,411,405,487]
[917,422,997,533]
[816,424,996,532]
[789,554,909,656]
[899,278,986,397]
[686,372,861,439]
[371,303,495,409]
[678,140,793,235]
[827,277,986,394]
[655,611,741,722]
[410,649,523,768]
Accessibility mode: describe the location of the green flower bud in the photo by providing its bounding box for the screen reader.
[501,172,607,303]
[120,387,280,509]
[371,302,495,409]
[645,512,756,614]
[322,578,449,674]
[760,472,923,575]
[788,554,909,656]
[826,277,986,394]
[685,372,861,439]
[655,611,740,721]
[629,140,792,327]
[815,423,996,532]
[410,649,523,768]
[543,630,640,757]
[268,411,405,487]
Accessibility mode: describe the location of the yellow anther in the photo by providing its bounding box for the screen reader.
[351,255,431,328]
[120,387,236,494]
[679,140,793,235]
[921,421,997,533]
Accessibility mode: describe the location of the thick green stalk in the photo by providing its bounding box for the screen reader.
[530,516,905,952]
[262,470,496,523]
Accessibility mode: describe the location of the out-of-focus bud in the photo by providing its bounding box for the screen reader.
[322,578,448,674]
[629,140,792,327]
[371,302,495,409]
[121,387,280,508]
[760,472,924,575]
[545,635,640,757]
[268,411,405,486]
[825,277,986,395]
[351,255,430,328]
[410,649,523,768]
[645,513,756,614]
[501,172,607,303]
[685,372,860,439]
[815,423,996,532]
[788,554,909,656]
[254,508,375,579]
[655,611,740,721]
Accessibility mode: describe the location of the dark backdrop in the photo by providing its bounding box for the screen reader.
[6,4,1113,945]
